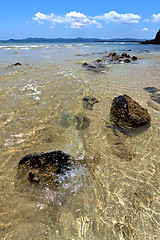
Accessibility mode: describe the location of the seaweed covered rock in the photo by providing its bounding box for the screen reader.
[110,95,151,128]
[17,150,74,186]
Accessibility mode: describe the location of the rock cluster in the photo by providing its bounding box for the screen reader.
[82,52,138,73]
[110,95,151,128]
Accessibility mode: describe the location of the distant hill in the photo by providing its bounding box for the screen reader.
[0,37,145,43]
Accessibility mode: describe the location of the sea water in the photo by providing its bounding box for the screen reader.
[0,42,160,239]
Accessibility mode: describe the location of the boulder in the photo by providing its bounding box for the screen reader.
[121,53,130,58]
[17,150,74,186]
[110,95,151,128]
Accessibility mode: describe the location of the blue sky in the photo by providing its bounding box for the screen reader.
[0,0,160,40]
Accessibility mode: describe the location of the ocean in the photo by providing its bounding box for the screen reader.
[0,41,160,239]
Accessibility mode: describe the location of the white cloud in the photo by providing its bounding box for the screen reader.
[33,11,101,29]
[32,10,140,29]
[94,11,141,24]
[143,28,149,31]
[152,13,160,22]
[143,19,149,22]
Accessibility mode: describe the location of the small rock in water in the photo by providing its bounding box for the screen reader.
[124,58,130,63]
[108,52,117,57]
[110,94,151,128]
[17,150,74,186]
[10,62,22,67]
[74,113,90,130]
[82,96,99,110]
[131,56,138,61]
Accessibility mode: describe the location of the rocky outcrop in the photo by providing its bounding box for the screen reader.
[17,150,74,186]
[110,95,151,128]
[140,29,160,45]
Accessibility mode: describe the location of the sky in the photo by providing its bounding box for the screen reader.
[0,0,160,40]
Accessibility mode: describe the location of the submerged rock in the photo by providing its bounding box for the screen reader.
[110,95,151,128]
[60,112,73,128]
[82,96,99,110]
[74,113,90,130]
[82,61,106,73]
[144,87,160,104]
[17,150,74,186]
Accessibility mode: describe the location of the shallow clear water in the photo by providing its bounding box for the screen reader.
[0,42,160,239]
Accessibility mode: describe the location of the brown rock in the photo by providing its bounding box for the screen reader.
[110,95,151,128]
[131,56,137,60]
[17,151,74,186]
[124,59,130,63]
[108,52,116,57]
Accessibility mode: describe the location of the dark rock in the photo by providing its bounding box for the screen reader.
[131,56,137,60]
[150,91,160,104]
[144,87,159,94]
[124,59,130,63]
[112,55,119,61]
[110,94,151,128]
[82,96,99,110]
[154,29,160,41]
[144,87,160,104]
[17,150,74,186]
[95,59,102,63]
[82,62,88,66]
[82,61,106,73]
[10,62,21,67]
[74,113,90,130]
[108,52,116,57]
[121,53,128,58]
